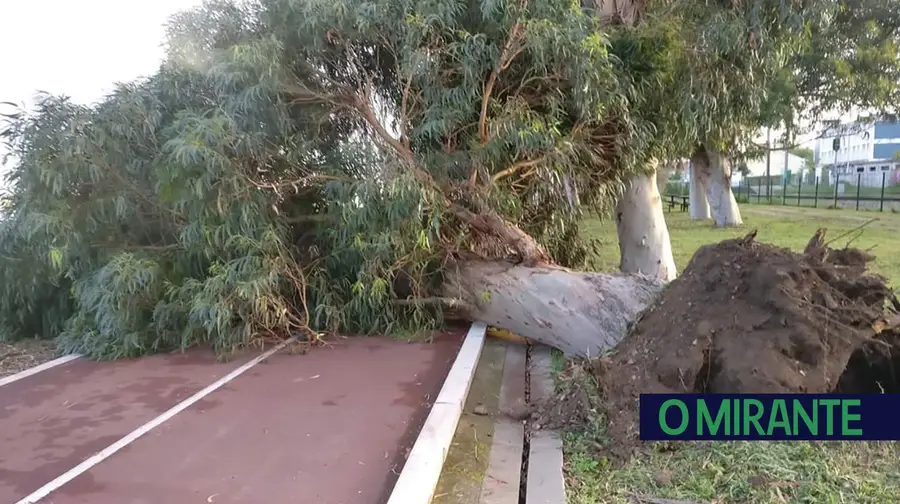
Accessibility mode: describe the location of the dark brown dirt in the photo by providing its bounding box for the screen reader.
[0,340,59,377]
[544,230,900,460]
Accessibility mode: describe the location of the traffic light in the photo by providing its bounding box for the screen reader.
[832,138,840,151]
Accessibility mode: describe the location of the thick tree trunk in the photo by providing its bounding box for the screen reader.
[615,170,677,282]
[689,161,711,220]
[691,147,743,227]
[443,260,662,357]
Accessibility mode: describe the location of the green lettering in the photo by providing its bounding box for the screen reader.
[820,399,840,435]
[841,399,863,436]
[733,397,740,434]
[792,399,817,435]
[698,399,729,435]
[659,399,689,435]
[743,399,765,435]
[766,399,791,436]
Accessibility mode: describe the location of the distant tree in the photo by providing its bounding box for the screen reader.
[789,146,815,184]
[790,147,815,172]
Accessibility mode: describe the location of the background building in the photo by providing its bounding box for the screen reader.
[813,119,900,187]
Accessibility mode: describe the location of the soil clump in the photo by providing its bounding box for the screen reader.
[541,229,900,459]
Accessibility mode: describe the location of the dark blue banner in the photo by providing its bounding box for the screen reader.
[639,394,900,441]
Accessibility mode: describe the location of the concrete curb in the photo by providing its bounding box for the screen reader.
[0,354,81,388]
[386,322,488,504]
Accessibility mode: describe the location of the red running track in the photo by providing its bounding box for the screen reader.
[0,332,463,504]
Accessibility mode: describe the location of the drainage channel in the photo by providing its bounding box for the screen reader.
[520,343,567,504]
[477,340,564,504]
[517,341,533,504]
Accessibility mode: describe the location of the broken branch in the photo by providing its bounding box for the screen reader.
[492,156,545,183]
[471,0,529,185]
[450,205,551,265]
[392,296,476,313]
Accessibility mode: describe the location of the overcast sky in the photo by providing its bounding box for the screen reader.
[2,0,204,107]
[0,0,205,187]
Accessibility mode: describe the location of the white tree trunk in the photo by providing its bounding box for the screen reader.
[689,162,711,220]
[693,149,743,227]
[615,171,677,282]
[443,260,662,357]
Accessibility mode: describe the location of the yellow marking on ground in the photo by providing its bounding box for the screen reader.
[486,327,529,344]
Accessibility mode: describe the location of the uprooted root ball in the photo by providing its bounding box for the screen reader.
[546,230,900,458]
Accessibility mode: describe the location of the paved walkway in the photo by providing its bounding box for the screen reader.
[0,333,463,503]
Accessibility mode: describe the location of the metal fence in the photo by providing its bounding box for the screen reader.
[667,171,900,212]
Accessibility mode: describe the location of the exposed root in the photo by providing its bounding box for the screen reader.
[544,230,900,460]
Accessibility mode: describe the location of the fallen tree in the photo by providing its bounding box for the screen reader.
[443,259,662,356]
[0,0,898,359]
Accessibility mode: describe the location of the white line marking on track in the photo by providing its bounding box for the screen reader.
[15,340,289,504]
[0,354,82,388]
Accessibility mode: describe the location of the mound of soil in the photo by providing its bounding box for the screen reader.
[551,230,900,458]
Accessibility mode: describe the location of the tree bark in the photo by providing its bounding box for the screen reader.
[689,161,711,220]
[691,147,743,227]
[442,260,662,357]
[615,170,677,282]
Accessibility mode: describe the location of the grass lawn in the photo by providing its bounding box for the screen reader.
[562,204,900,504]
[582,205,900,287]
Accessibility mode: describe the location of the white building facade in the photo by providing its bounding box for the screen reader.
[814,120,900,187]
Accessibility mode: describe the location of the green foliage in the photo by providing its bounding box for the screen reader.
[773,0,900,137]
[0,0,897,358]
[790,147,815,172]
